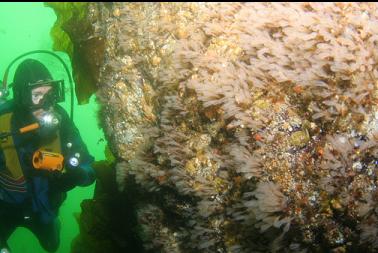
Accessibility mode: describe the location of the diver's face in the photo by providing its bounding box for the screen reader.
[31,85,52,105]
[31,86,52,119]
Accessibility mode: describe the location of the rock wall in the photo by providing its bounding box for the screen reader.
[48,3,378,252]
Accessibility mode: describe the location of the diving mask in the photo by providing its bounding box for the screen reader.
[26,79,65,110]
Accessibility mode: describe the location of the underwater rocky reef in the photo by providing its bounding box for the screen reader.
[47,2,378,253]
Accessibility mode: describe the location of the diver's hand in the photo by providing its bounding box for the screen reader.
[65,165,87,184]
[65,161,96,187]
[46,166,79,192]
[47,170,63,179]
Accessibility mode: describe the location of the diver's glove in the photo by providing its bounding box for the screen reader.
[52,162,96,192]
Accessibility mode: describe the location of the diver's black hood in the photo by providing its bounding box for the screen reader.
[12,59,53,111]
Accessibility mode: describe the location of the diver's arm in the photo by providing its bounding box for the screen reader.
[53,105,96,191]
[53,161,95,192]
[51,144,96,192]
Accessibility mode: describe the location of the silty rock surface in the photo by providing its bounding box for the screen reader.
[49,3,378,252]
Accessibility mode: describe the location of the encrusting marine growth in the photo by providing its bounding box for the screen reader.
[47,3,378,252]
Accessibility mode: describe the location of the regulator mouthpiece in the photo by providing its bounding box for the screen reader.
[39,111,60,129]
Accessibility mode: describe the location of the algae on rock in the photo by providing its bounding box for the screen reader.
[47,3,378,253]
[46,2,105,104]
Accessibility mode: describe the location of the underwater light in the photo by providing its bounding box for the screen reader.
[68,157,79,167]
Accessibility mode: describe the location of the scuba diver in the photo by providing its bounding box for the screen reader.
[0,57,96,253]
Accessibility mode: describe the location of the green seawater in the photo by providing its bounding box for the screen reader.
[0,2,106,253]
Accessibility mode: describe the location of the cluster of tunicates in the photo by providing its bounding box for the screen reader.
[49,2,378,252]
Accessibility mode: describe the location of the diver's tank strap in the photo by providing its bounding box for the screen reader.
[0,112,24,180]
